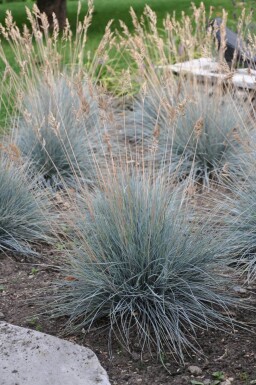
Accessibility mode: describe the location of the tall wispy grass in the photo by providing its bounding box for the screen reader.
[0,148,52,255]
[115,4,256,87]
[118,80,253,187]
[13,74,106,188]
[0,2,116,140]
[111,4,256,187]
[0,3,119,188]
[0,2,114,82]
[50,173,239,362]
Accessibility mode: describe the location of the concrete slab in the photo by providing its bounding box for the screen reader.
[160,58,256,90]
[232,68,256,89]
[0,322,111,385]
[168,57,219,72]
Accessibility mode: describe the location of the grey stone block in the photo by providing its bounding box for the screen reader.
[0,322,111,385]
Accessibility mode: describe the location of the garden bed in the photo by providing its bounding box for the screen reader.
[1,252,256,385]
[1,4,256,385]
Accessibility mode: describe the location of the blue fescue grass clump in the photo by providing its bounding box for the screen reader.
[0,154,52,255]
[51,174,238,362]
[218,164,256,282]
[120,82,252,187]
[14,76,103,189]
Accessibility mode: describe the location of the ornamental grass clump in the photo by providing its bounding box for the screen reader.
[166,85,252,186]
[0,3,116,188]
[13,75,106,189]
[120,82,252,187]
[217,162,256,282]
[0,150,52,255]
[51,174,239,362]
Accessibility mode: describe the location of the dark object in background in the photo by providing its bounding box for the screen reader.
[37,0,67,30]
[209,18,256,68]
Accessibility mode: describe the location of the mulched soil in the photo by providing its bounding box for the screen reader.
[1,252,256,385]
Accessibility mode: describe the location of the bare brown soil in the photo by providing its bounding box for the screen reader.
[1,252,256,385]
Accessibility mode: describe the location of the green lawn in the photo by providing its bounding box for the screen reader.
[0,0,255,69]
[0,0,255,43]
[0,0,255,75]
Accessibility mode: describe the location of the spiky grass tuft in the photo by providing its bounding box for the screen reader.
[0,153,52,255]
[0,3,116,189]
[13,75,104,188]
[120,82,252,187]
[51,174,238,362]
[217,162,256,282]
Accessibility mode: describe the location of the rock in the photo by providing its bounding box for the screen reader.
[232,69,256,90]
[0,312,5,320]
[188,365,203,376]
[0,322,111,385]
[164,58,256,90]
[220,379,234,385]
[203,379,211,385]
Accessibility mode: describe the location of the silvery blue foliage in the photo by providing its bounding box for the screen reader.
[120,83,252,186]
[15,77,103,188]
[218,162,256,281]
[51,175,238,361]
[0,156,52,255]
